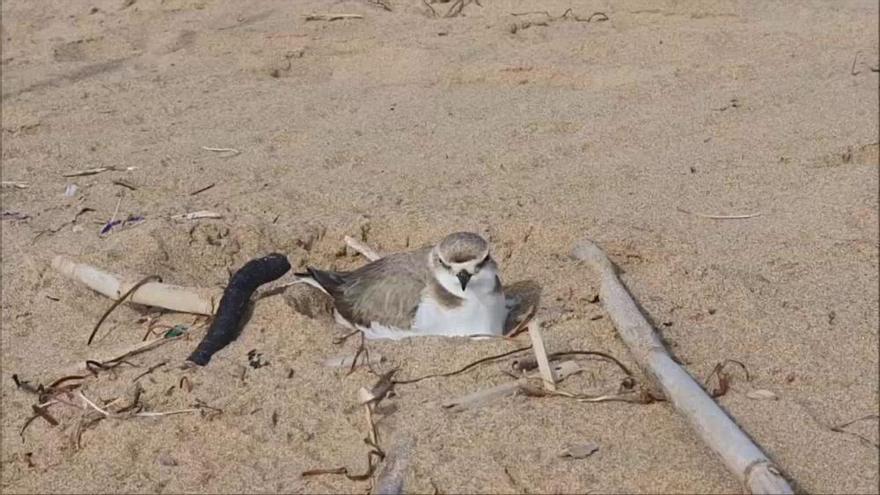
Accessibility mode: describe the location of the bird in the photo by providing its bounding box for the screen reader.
[294,232,508,340]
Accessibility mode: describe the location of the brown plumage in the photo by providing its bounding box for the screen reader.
[302,247,463,329]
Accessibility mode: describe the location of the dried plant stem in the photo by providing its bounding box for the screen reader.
[344,236,382,261]
[677,207,762,220]
[526,319,556,390]
[305,13,364,21]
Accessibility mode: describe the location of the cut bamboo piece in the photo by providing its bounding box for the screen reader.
[572,239,793,495]
[52,255,220,315]
[526,319,556,390]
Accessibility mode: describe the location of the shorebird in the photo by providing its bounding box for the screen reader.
[295,232,508,340]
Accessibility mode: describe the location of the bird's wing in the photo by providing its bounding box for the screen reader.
[334,248,433,330]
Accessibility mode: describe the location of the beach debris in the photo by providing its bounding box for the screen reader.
[559,442,599,459]
[572,238,794,494]
[508,9,607,32]
[99,214,145,236]
[703,359,750,398]
[2,211,30,221]
[112,179,137,191]
[421,0,437,17]
[189,183,215,196]
[171,210,223,221]
[1,181,29,189]
[322,352,385,369]
[17,322,209,444]
[304,13,364,21]
[87,274,162,345]
[64,184,78,197]
[367,0,392,12]
[713,98,741,112]
[52,255,221,315]
[132,361,167,382]
[443,0,480,18]
[676,207,762,220]
[526,319,556,390]
[851,51,863,76]
[344,235,382,261]
[373,437,414,495]
[157,453,178,467]
[395,346,532,385]
[303,371,393,481]
[746,389,778,401]
[201,146,241,157]
[247,349,270,369]
[828,414,880,449]
[187,253,290,366]
[441,360,582,412]
[61,166,136,177]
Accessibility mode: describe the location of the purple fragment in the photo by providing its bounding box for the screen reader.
[100,214,145,236]
[1,211,30,221]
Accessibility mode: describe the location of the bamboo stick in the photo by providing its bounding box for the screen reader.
[52,255,220,315]
[572,239,793,495]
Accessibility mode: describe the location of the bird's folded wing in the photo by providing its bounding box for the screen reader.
[336,249,431,330]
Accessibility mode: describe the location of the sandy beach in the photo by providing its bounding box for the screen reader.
[2,0,878,493]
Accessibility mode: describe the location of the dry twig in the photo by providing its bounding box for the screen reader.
[87,275,162,345]
[677,207,762,220]
[345,235,382,261]
[305,13,364,21]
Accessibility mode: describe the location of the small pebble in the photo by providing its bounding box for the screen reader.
[559,442,599,459]
[157,453,178,467]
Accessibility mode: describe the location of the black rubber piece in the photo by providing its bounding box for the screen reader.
[187,253,291,366]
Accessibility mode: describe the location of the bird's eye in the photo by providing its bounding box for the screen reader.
[439,258,452,270]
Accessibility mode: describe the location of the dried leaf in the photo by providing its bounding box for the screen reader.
[559,442,599,459]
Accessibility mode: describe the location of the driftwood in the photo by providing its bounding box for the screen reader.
[52,256,220,315]
[372,436,413,495]
[572,239,793,495]
[442,360,582,411]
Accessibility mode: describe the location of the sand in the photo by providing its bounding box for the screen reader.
[1,0,878,493]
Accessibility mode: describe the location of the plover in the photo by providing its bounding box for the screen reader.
[295,232,508,340]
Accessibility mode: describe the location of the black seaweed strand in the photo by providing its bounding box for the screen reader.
[187,253,291,366]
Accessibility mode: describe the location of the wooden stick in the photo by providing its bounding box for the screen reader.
[344,236,382,261]
[526,319,556,390]
[52,255,220,315]
[572,239,793,494]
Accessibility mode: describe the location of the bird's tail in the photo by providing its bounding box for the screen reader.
[293,268,346,296]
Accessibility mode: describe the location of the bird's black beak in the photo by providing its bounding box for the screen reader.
[456,271,471,290]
